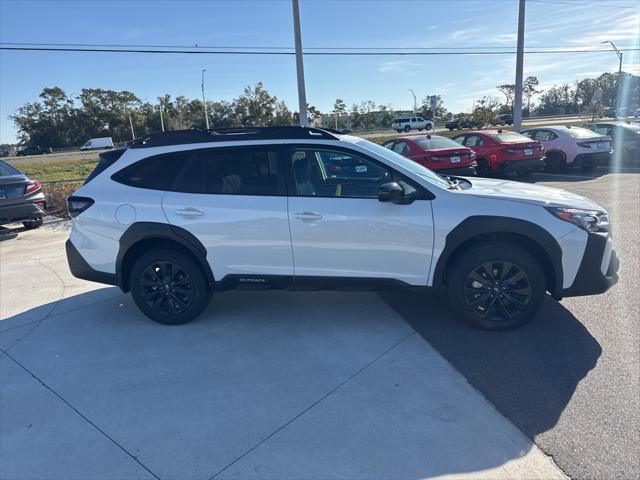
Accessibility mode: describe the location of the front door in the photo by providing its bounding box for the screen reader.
[286,147,434,285]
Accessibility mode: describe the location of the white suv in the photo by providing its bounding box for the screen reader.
[66,127,618,330]
[392,117,434,133]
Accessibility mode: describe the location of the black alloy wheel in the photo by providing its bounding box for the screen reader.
[140,260,194,315]
[130,248,210,325]
[447,242,545,330]
[463,261,532,324]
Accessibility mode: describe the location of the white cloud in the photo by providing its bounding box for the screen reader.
[378,60,421,73]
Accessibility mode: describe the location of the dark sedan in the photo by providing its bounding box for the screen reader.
[0,160,46,228]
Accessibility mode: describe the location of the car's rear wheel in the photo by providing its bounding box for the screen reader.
[475,158,491,176]
[545,152,566,172]
[447,243,546,330]
[22,218,43,229]
[130,248,210,325]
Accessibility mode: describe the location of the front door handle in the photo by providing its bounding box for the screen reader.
[292,211,323,221]
[175,207,204,217]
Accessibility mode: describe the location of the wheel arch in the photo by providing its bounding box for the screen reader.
[545,149,566,160]
[432,216,563,297]
[116,222,214,292]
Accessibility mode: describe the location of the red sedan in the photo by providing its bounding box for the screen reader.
[382,135,477,175]
[452,130,545,177]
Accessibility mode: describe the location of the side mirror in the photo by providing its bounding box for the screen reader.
[378,182,404,204]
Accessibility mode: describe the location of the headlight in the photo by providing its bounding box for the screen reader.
[547,207,610,233]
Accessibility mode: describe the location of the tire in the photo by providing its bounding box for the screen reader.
[404,125,411,132]
[396,130,402,133]
[545,152,566,172]
[130,248,210,325]
[448,128,453,131]
[447,242,546,330]
[426,124,433,131]
[22,218,43,229]
[475,158,491,177]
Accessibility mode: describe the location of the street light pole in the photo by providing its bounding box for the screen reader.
[159,102,165,132]
[409,88,417,114]
[513,0,526,131]
[292,0,309,127]
[201,69,210,130]
[128,110,135,140]
[601,40,623,113]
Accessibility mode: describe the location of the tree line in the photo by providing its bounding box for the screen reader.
[9,71,638,148]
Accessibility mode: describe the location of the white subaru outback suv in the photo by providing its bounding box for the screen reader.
[66,127,619,330]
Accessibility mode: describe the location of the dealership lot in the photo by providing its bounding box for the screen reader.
[1,169,638,480]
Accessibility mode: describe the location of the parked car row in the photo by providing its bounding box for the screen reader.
[383,124,618,178]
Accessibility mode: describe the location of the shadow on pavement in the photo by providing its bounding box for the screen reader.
[380,291,602,441]
[2,288,564,479]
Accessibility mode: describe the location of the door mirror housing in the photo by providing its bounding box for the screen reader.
[378,182,405,204]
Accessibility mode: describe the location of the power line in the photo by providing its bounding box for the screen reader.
[1,41,636,51]
[1,46,638,56]
[528,0,639,8]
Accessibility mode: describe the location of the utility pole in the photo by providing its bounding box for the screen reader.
[601,40,623,113]
[513,0,526,131]
[409,89,417,114]
[292,0,309,127]
[128,110,135,140]
[159,102,165,132]
[201,69,210,130]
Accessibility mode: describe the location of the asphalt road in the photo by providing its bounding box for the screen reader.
[382,168,640,480]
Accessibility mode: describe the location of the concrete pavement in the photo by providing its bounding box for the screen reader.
[0,223,564,479]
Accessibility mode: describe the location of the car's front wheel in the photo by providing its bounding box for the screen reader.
[130,248,210,325]
[447,242,546,330]
[404,125,411,132]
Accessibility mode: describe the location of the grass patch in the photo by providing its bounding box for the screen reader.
[10,157,98,182]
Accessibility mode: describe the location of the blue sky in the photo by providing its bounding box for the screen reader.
[1,0,638,143]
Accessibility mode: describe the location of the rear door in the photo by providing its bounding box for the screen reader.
[285,146,434,285]
[162,146,293,281]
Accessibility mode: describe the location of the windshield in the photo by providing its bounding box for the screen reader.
[563,127,602,138]
[415,137,463,150]
[0,160,21,176]
[489,132,532,143]
[354,139,449,188]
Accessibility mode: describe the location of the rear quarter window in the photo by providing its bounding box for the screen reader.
[112,151,192,190]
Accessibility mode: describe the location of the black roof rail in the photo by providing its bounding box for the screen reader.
[129,126,341,149]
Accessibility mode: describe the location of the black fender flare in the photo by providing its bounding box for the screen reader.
[431,216,563,294]
[116,222,214,291]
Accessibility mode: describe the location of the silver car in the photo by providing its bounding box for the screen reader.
[0,160,46,229]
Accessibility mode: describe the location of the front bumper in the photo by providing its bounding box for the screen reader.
[561,232,619,297]
[495,158,545,173]
[0,200,46,224]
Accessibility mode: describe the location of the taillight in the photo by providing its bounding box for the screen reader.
[25,180,41,194]
[67,196,94,218]
[577,142,592,148]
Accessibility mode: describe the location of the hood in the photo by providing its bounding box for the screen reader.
[459,177,604,211]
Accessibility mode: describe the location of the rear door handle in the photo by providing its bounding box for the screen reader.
[175,207,204,217]
[292,211,323,221]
